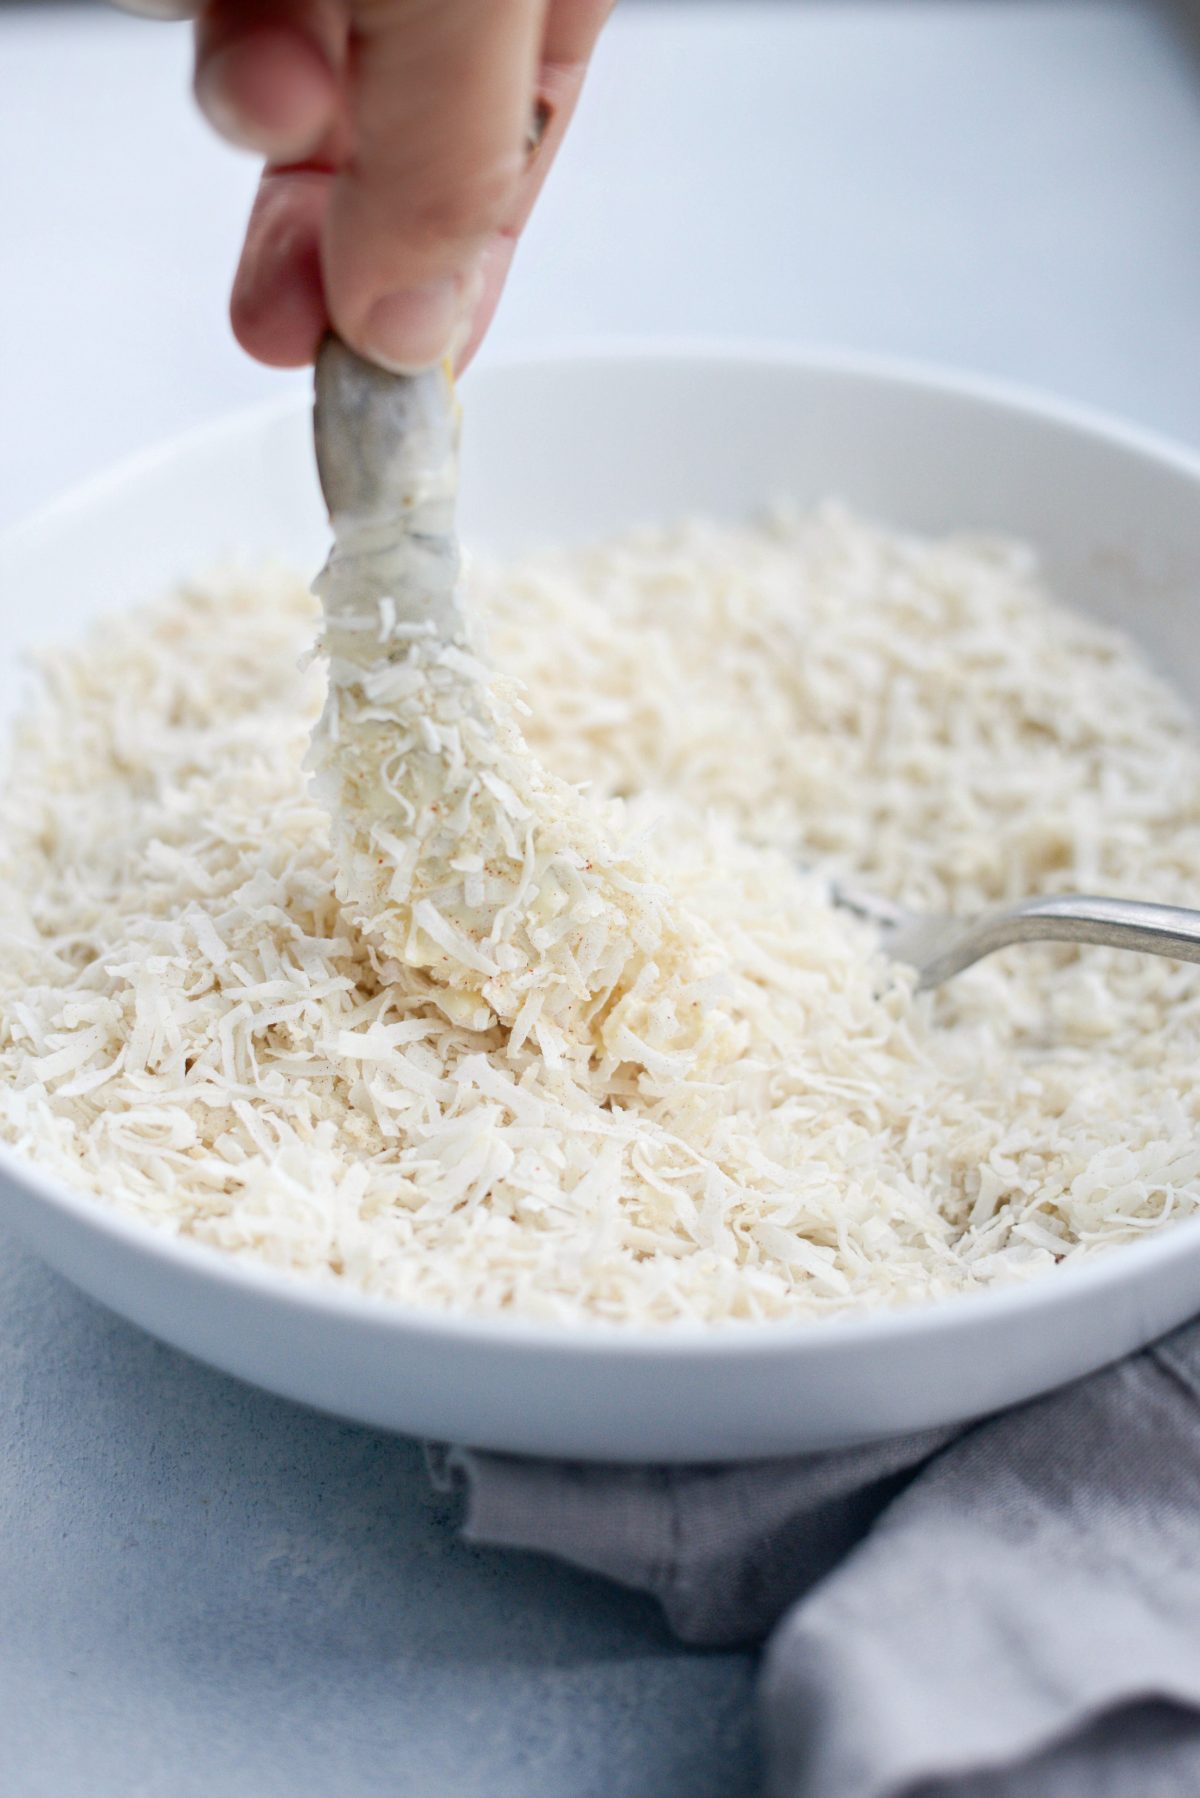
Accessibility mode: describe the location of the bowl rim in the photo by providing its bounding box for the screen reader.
[4,334,1200,1361]
[8,334,1200,555]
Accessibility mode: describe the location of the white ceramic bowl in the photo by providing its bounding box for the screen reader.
[3,343,1200,1463]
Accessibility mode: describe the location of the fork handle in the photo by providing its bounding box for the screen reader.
[925,893,1200,988]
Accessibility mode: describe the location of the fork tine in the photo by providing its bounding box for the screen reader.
[830,880,912,932]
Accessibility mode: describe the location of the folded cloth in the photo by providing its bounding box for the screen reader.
[429,1315,1200,1797]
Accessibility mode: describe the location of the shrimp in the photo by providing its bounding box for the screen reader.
[308,340,736,1081]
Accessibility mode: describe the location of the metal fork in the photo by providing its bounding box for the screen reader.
[832,883,1200,991]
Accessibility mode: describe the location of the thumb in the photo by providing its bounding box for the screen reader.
[325,0,546,371]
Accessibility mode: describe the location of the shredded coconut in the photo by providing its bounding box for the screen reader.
[2,505,1200,1326]
[307,481,732,1085]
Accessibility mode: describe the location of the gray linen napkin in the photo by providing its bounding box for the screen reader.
[429,1315,1200,1797]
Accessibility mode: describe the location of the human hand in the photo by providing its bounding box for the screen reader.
[116,2,613,371]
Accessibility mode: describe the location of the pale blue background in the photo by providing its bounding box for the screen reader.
[1,3,1199,1792]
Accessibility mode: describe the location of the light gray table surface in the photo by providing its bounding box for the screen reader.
[2,3,1200,1793]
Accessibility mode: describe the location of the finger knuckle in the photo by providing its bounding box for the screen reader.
[408,158,516,244]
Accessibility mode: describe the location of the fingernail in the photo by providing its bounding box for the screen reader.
[362,279,466,374]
